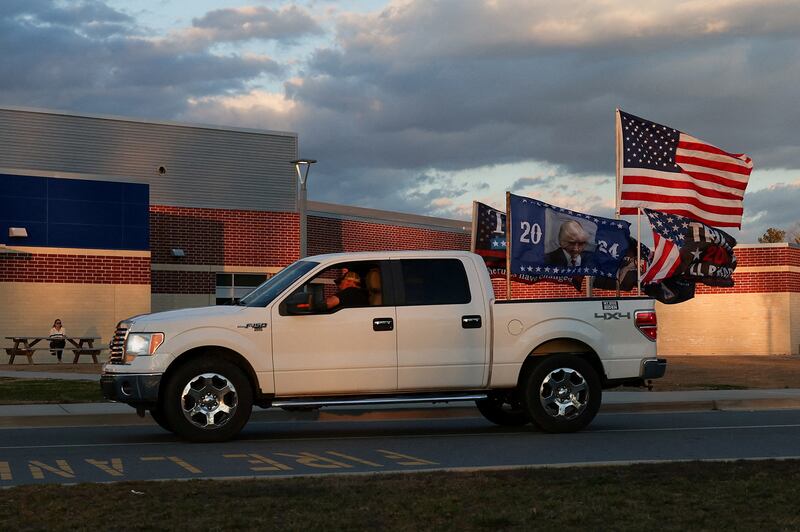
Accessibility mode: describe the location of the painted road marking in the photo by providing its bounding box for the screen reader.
[141,456,202,474]
[86,458,125,477]
[29,459,75,480]
[0,449,438,483]
[224,453,293,472]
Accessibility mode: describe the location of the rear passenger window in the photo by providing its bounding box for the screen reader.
[400,259,471,305]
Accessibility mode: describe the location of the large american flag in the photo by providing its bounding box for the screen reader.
[618,110,753,228]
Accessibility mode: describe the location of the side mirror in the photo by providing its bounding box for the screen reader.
[285,292,313,315]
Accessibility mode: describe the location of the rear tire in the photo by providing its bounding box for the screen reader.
[476,392,531,426]
[162,357,253,443]
[522,354,601,433]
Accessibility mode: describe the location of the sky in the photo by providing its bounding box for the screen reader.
[1,0,799,243]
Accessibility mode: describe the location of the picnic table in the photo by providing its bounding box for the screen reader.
[3,336,105,364]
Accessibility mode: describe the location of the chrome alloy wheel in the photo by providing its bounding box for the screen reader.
[538,367,589,420]
[180,372,239,429]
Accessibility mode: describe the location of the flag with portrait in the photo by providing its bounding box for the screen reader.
[507,193,631,282]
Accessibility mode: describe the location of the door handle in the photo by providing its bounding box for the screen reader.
[462,315,482,329]
[373,318,394,331]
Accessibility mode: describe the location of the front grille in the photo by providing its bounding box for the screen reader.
[108,322,130,364]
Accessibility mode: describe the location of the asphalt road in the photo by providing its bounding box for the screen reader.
[2,409,799,487]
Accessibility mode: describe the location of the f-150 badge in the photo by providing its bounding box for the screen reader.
[238,323,268,331]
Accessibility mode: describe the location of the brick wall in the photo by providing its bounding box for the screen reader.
[151,271,215,295]
[307,216,470,255]
[150,205,300,267]
[0,253,150,284]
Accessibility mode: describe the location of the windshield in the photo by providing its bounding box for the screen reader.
[239,260,319,307]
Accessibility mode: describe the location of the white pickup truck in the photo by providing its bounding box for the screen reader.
[101,250,665,442]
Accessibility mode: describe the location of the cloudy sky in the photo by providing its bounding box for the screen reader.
[1,0,799,242]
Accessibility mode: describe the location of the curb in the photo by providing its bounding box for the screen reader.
[1,398,800,428]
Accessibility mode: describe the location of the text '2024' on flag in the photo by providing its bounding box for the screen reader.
[617,110,753,228]
[508,193,631,281]
[642,208,737,287]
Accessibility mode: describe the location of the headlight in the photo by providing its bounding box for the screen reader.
[124,333,165,362]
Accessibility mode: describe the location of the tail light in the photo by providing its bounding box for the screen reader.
[635,310,657,341]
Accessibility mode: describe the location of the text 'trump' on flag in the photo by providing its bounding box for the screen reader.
[617,110,753,228]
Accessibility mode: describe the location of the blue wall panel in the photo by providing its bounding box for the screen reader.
[0,174,149,250]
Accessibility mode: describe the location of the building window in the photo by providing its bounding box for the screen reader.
[216,273,269,305]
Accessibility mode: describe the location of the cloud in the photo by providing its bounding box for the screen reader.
[739,181,800,242]
[0,1,285,117]
[179,6,324,48]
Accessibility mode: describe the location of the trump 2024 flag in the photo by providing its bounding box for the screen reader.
[617,110,753,228]
[508,193,631,280]
[641,208,737,286]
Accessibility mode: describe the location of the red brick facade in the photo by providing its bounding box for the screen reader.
[150,205,300,267]
[0,253,150,284]
[151,271,215,295]
[307,215,470,255]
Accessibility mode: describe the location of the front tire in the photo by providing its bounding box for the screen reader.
[475,392,531,426]
[162,357,253,442]
[523,354,601,433]
[149,408,172,432]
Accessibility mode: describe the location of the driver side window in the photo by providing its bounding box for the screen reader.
[282,260,384,315]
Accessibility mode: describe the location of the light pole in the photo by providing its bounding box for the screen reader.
[291,158,316,258]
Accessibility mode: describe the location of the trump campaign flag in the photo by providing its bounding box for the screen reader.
[472,201,580,289]
[642,208,737,287]
[508,193,631,281]
[471,201,507,278]
[617,110,753,228]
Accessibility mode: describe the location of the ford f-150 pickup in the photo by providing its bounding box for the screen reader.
[101,251,665,442]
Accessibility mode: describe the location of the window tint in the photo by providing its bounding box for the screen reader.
[400,259,471,305]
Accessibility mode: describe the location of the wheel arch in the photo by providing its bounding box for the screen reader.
[516,338,606,388]
[158,345,262,405]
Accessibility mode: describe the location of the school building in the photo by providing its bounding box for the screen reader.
[0,106,797,361]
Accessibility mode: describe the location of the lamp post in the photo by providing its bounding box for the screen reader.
[291,158,316,258]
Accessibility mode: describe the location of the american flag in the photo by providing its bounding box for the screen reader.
[641,209,688,284]
[618,110,753,228]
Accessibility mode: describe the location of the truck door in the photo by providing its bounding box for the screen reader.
[394,258,487,390]
[270,260,397,396]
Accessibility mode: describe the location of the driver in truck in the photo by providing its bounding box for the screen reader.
[326,270,368,310]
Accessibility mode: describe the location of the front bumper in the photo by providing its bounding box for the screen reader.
[101,373,162,405]
[642,358,668,379]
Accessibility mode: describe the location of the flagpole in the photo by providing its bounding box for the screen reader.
[505,191,512,301]
[614,108,622,298]
[614,108,622,219]
[470,201,478,254]
[637,207,642,295]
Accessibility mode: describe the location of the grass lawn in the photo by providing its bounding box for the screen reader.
[0,377,103,404]
[1,460,798,530]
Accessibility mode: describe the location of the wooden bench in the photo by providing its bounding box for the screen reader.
[4,336,106,364]
[4,347,60,364]
[69,347,108,364]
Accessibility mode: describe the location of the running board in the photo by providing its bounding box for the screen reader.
[271,392,488,409]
